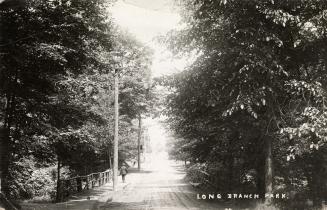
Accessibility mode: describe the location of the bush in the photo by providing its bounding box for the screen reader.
[8,157,37,199]
[25,166,57,201]
[254,203,279,210]
[185,163,208,184]
[8,158,71,202]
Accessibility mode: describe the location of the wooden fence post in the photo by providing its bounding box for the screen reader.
[86,176,89,190]
[77,177,82,192]
[65,180,70,198]
[91,174,95,188]
[101,173,103,186]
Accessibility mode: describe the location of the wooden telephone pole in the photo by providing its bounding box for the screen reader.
[137,115,142,171]
[113,70,119,191]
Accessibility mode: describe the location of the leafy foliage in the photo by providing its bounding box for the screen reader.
[0,0,154,201]
[163,0,327,208]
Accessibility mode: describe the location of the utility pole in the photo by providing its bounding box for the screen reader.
[137,114,142,171]
[106,90,112,171]
[113,70,119,191]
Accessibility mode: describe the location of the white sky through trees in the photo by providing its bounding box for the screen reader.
[111,0,187,77]
[111,0,182,154]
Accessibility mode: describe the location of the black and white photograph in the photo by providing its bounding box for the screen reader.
[0,0,326,209]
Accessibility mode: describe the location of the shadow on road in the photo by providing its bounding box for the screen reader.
[21,183,113,210]
[128,168,154,174]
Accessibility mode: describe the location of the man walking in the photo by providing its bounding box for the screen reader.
[120,164,128,183]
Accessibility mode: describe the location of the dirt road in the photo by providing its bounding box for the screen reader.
[21,152,228,210]
[98,152,225,210]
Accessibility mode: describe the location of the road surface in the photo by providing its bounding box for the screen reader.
[21,152,229,210]
[98,152,225,210]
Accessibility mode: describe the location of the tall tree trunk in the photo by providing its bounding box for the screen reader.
[256,160,265,197]
[0,128,10,196]
[0,127,6,193]
[264,135,273,205]
[1,93,15,196]
[1,67,18,196]
[311,152,324,208]
[227,137,234,192]
[56,158,61,202]
[255,137,266,197]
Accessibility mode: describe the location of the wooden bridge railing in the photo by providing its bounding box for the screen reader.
[57,169,112,202]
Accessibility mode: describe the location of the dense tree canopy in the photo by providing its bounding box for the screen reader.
[0,0,154,200]
[162,0,327,208]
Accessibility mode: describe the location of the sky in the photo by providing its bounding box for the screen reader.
[111,0,187,77]
[111,0,185,153]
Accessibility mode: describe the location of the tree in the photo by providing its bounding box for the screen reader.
[163,0,327,208]
[0,0,155,201]
[0,0,114,197]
